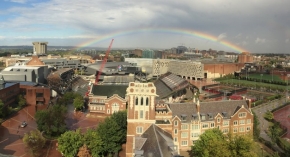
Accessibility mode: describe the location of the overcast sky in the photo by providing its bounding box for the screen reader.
[0,0,290,53]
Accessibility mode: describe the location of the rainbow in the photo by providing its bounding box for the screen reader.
[73,27,248,53]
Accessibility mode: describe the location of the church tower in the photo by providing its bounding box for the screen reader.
[126,82,158,157]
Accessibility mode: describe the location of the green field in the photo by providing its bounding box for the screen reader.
[220,79,288,91]
[244,74,284,82]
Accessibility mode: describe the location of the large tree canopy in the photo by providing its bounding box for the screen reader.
[58,129,84,157]
[192,128,258,157]
[23,130,46,157]
[35,105,67,137]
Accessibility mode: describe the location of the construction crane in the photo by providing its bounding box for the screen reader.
[95,39,114,84]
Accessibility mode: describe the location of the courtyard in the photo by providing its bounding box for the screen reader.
[0,104,105,157]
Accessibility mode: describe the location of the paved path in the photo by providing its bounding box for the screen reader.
[252,98,286,152]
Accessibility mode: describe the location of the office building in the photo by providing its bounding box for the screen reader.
[32,42,48,54]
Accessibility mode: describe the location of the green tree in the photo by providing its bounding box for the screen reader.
[59,92,76,105]
[84,129,104,157]
[73,96,84,111]
[110,111,127,143]
[96,117,124,156]
[23,130,46,157]
[17,95,26,107]
[228,134,257,157]
[253,112,260,140]
[191,129,231,157]
[35,105,67,137]
[264,110,274,121]
[57,129,84,157]
[269,122,282,143]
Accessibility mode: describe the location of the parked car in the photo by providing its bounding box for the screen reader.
[20,121,27,128]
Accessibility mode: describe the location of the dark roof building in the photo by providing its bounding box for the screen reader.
[91,85,127,98]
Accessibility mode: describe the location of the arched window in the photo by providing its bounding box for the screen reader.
[141,97,143,105]
[135,97,138,105]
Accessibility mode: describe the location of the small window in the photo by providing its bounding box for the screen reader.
[141,97,143,105]
[239,120,245,125]
[107,109,110,114]
[210,123,215,128]
[223,128,229,133]
[135,97,138,105]
[146,97,149,106]
[239,127,245,132]
[247,119,251,124]
[246,126,251,132]
[233,120,238,125]
[233,128,238,133]
[139,110,143,119]
[223,121,229,126]
[192,124,199,130]
[238,112,246,118]
[174,120,178,126]
[202,123,209,128]
[136,127,143,134]
[181,141,188,146]
[174,129,178,135]
[192,133,199,137]
[174,138,177,142]
[217,118,221,123]
[181,124,188,130]
[181,132,188,138]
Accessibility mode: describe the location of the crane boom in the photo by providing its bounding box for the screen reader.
[95,39,114,84]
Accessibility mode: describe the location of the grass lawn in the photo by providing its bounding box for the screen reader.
[246,74,284,82]
[220,79,288,90]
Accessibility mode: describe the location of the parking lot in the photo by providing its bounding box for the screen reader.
[0,104,105,157]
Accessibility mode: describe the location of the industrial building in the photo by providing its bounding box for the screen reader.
[0,55,50,84]
[82,61,142,80]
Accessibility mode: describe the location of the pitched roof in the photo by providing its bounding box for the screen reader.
[136,124,178,157]
[168,103,197,123]
[91,84,128,98]
[167,100,250,122]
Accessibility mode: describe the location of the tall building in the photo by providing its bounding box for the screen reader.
[238,52,253,63]
[32,42,48,54]
[142,49,155,59]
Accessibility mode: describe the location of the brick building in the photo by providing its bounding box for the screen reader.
[20,82,51,106]
[125,82,253,156]
[0,76,20,107]
[203,62,245,79]
[238,52,253,63]
[88,94,126,115]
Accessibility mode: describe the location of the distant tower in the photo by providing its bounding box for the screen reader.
[126,82,158,157]
[32,42,48,55]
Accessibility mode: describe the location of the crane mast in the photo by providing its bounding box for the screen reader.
[95,39,114,84]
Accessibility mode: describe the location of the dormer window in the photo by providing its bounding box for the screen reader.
[222,112,227,118]
[200,113,206,120]
[192,114,198,120]
[208,113,213,119]
[181,114,187,121]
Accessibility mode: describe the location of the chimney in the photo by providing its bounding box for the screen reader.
[247,99,251,109]
[196,99,200,113]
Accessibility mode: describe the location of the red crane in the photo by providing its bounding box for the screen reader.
[95,39,114,84]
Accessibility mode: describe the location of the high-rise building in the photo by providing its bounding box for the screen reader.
[32,42,48,54]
